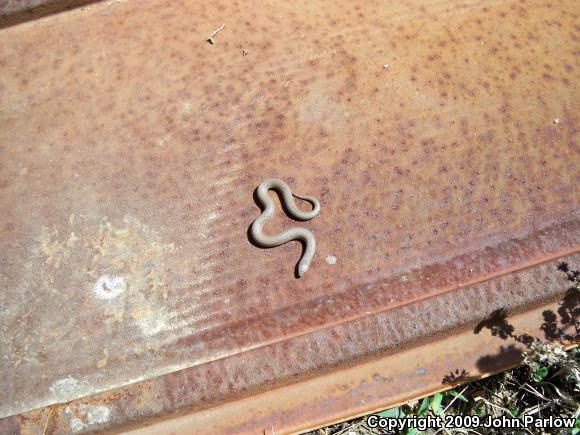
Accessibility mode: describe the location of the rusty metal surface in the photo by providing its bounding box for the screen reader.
[1,255,578,434]
[127,297,578,435]
[0,0,578,432]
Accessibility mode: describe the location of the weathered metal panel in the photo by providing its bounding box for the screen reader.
[0,0,96,29]
[3,256,579,434]
[125,298,578,435]
[0,0,578,432]
[0,0,53,17]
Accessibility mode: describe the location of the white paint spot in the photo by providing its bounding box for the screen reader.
[383,63,390,69]
[135,314,167,336]
[182,101,192,114]
[399,275,408,283]
[553,117,560,125]
[86,405,111,424]
[207,212,218,221]
[70,417,86,432]
[93,275,126,299]
[66,404,111,432]
[325,255,337,265]
[49,376,83,402]
[157,134,171,146]
[415,368,427,375]
[50,376,79,396]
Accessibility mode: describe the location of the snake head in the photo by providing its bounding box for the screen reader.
[297,261,309,277]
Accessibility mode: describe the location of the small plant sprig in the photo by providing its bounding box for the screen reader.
[558,262,580,290]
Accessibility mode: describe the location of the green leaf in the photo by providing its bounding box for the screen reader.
[431,393,444,415]
[448,389,469,403]
[509,407,519,417]
[572,417,580,435]
[417,397,430,416]
[377,407,403,418]
[532,365,549,382]
[474,403,485,416]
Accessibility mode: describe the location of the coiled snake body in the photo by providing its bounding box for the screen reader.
[249,178,320,277]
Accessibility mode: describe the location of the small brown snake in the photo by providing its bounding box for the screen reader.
[249,178,320,277]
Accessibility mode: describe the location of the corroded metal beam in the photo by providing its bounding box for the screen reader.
[0,0,578,432]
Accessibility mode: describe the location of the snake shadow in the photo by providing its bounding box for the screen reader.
[247,187,308,279]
